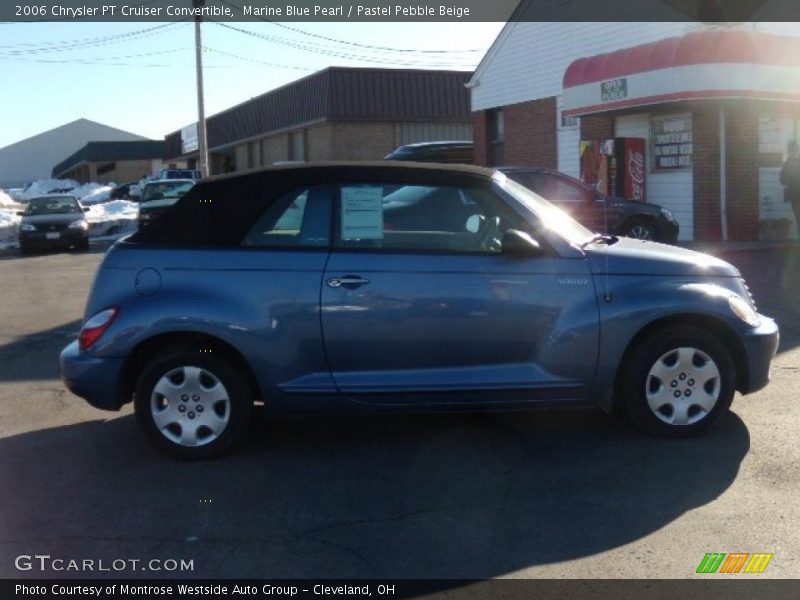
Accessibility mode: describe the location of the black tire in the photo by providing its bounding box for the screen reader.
[621,325,735,437]
[134,345,253,459]
[623,218,658,241]
[78,239,90,251]
[19,243,30,256]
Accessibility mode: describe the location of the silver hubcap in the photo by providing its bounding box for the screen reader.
[150,366,230,447]
[645,347,721,426]
[629,225,653,240]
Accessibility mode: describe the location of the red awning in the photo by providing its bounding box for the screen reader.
[562,29,800,116]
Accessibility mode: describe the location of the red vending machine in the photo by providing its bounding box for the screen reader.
[579,137,646,202]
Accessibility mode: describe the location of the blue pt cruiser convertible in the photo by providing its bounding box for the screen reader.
[60,163,779,459]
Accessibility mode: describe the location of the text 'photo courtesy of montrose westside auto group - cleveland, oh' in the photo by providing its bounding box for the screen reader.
[1,0,800,598]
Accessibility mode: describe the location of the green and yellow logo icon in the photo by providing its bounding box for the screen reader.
[696,552,773,574]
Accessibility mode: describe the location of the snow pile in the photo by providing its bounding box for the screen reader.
[17,178,80,200]
[0,210,21,249]
[14,179,117,204]
[75,183,115,205]
[0,189,18,207]
[85,199,138,240]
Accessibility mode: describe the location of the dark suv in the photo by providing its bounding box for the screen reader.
[501,167,680,243]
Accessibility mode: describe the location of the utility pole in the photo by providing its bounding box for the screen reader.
[193,0,209,177]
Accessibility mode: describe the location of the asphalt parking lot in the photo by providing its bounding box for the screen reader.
[0,243,798,579]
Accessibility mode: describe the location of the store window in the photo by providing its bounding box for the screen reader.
[560,112,578,129]
[651,114,693,171]
[488,109,504,166]
[289,130,305,162]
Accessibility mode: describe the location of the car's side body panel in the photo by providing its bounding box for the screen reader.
[321,251,600,405]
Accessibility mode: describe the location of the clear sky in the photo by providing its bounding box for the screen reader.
[0,21,505,148]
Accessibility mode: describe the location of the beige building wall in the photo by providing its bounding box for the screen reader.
[327,123,395,160]
[261,135,289,164]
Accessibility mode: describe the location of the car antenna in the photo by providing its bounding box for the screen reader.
[602,183,612,303]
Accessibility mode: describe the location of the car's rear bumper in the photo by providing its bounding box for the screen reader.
[739,315,779,394]
[60,340,125,411]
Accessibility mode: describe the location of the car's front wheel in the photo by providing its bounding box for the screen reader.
[134,346,253,459]
[621,325,735,437]
[623,218,657,241]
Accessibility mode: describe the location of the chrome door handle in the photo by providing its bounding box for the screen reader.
[327,276,370,289]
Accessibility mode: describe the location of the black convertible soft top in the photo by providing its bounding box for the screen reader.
[131,162,497,246]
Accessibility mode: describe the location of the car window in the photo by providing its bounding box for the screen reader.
[548,177,592,203]
[335,184,526,254]
[26,196,80,215]
[142,182,194,202]
[242,186,331,248]
[510,172,589,204]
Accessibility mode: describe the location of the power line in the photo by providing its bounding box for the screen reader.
[214,0,483,54]
[214,22,475,68]
[0,22,187,54]
[0,47,191,61]
[202,47,315,70]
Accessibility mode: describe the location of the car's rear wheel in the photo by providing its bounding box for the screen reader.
[621,325,735,437]
[134,346,253,459]
[624,218,657,241]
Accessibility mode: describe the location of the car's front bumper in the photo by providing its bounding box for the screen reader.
[20,228,88,248]
[739,315,779,394]
[60,340,126,411]
[657,218,680,244]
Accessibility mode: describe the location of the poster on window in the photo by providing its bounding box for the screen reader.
[759,117,796,155]
[341,186,384,240]
[652,116,693,170]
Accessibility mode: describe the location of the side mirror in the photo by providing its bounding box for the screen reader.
[16,211,25,216]
[82,207,90,212]
[501,229,544,257]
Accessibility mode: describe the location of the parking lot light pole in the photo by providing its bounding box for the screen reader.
[193,0,210,177]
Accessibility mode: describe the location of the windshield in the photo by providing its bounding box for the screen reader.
[494,173,593,245]
[142,182,194,202]
[26,196,80,216]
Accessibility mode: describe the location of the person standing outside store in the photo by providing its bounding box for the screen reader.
[781,140,800,235]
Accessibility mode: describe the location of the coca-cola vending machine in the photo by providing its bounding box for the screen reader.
[579,137,646,202]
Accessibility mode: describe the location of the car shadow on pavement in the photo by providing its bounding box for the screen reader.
[0,320,81,381]
[0,407,749,579]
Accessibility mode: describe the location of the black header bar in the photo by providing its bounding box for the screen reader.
[3,0,799,23]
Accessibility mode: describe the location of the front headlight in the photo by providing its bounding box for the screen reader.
[20,223,36,232]
[728,295,760,327]
[68,220,89,230]
[660,208,675,221]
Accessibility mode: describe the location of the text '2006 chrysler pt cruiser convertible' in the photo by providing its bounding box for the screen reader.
[60,163,778,459]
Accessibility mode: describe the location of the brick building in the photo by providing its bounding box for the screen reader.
[163,67,473,175]
[469,22,800,242]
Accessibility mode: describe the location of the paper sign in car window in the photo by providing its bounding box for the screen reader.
[341,186,384,240]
